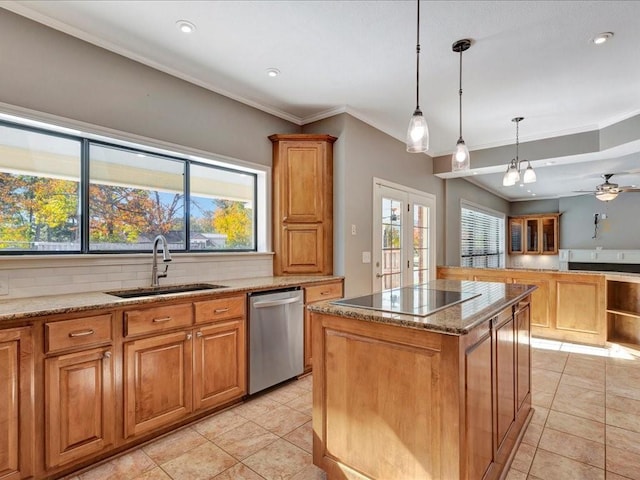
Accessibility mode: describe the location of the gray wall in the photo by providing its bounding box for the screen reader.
[559,195,640,249]
[510,199,559,216]
[444,178,511,266]
[0,9,297,166]
[304,114,445,297]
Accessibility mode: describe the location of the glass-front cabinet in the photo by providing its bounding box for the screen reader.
[508,214,559,255]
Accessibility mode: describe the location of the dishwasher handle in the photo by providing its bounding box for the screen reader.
[252,297,301,309]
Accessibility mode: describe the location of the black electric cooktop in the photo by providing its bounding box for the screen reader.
[332,285,481,317]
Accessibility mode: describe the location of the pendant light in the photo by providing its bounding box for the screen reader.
[406,0,429,153]
[451,39,471,171]
[502,117,536,186]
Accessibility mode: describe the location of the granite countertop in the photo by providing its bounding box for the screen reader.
[308,279,536,336]
[440,265,640,279]
[0,275,342,323]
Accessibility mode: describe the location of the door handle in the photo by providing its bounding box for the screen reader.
[376,273,384,278]
[253,297,301,308]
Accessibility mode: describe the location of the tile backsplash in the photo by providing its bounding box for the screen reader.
[0,253,273,299]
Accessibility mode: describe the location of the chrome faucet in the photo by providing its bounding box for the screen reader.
[151,235,172,287]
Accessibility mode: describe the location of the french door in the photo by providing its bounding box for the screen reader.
[372,180,436,292]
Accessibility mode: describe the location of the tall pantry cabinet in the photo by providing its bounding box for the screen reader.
[269,134,337,275]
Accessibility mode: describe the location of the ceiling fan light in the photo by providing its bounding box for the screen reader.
[596,191,618,202]
[406,109,429,153]
[523,162,536,183]
[452,139,470,171]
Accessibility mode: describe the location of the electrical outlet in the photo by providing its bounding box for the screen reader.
[351,224,357,235]
[362,251,371,264]
[0,273,8,296]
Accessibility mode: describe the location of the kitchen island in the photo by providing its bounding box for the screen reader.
[308,280,536,480]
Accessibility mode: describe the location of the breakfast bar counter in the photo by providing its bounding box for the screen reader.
[308,280,536,480]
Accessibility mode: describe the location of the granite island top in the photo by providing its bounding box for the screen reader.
[308,279,536,335]
[0,275,342,324]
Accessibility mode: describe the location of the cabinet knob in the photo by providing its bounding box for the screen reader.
[196,331,203,338]
[103,351,112,359]
[186,333,192,340]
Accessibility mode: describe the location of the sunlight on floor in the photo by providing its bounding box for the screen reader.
[531,337,635,359]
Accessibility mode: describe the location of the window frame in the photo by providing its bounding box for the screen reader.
[460,200,506,269]
[0,117,259,255]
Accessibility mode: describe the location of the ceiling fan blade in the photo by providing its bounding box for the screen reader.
[572,190,598,193]
[620,187,640,192]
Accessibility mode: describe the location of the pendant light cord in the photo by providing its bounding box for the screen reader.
[515,119,520,162]
[458,48,463,139]
[415,0,420,110]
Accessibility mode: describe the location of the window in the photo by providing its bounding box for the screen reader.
[0,124,81,252]
[460,202,505,268]
[0,117,259,254]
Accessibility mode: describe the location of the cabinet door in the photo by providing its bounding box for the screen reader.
[45,347,114,468]
[0,328,33,480]
[465,332,494,480]
[516,303,531,411]
[508,218,524,254]
[193,319,246,411]
[124,331,193,438]
[524,218,539,253]
[494,315,515,451]
[281,223,324,274]
[280,141,326,223]
[540,216,558,254]
[304,282,344,372]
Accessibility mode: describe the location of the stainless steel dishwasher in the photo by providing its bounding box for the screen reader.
[248,287,304,394]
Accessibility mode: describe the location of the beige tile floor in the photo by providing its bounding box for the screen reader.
[67,338,640,480]
[507,338,640,480]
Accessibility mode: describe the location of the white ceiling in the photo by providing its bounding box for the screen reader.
[3,0,640,201]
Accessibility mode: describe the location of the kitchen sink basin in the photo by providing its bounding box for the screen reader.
[106,283,227,298]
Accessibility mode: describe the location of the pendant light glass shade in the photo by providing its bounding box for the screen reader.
[451,39,471,171]
[407,108,429,153]
[452,139,470,171]
[522,161,536,183]
[502,159,519,186]
[406,0,429,153]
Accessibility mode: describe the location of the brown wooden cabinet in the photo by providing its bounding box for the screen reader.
[0,327,33,480]
[312,295,532,480]
[606,277,640,351]
[270,134,337,275]
[494,309,515,453]
[515,301,531,411]
[193,318,246,410]
[508,214,559,255]
[464,328,494,480]
[303,280,344,372]
[45,347,115,468]
[124,330,193,438]
[438,267,606,346]
[124,295,246,438]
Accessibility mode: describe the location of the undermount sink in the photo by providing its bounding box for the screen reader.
[106,283,227,298]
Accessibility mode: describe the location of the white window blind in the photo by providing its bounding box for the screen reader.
[460,203,505,268]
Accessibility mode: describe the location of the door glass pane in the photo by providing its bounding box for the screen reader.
[0,125,81,252]
[381,198,402,291]
[89,144,186,251]
[413,204,429,285]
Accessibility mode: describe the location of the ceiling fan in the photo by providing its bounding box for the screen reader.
[575,173,640,202]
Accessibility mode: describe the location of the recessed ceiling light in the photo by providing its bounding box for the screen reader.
[545,161,555,165]
[472,171,478,175]
[592,32,613,45]
[519,183,524,187]
[527,190,531,193]
[532,193,537,196]
[176,20,196,34]
[266,68,280,78]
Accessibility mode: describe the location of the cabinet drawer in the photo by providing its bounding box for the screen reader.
[45,314,113,354]
[124,303,193,337]
[194,296,245,324]
[305,282,343,303]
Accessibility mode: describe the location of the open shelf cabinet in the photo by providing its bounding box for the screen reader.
[607,279,640,350]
